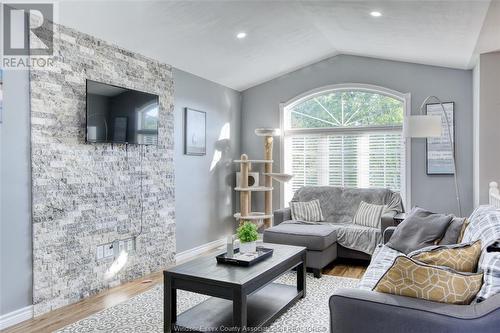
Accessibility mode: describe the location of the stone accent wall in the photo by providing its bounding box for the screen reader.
[30,24,175,315]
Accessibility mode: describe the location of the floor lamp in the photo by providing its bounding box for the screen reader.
[404,96,462,216]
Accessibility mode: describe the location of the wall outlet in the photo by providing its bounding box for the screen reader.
[96,238,136,261]
[126,238,134,251]
[104,243,114,258]
[119,240,125,253]
[96,245,104,260]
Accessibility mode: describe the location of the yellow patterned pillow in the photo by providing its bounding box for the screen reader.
[409,240,481,273]
[374,256,483,305]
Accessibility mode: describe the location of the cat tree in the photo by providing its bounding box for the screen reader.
[234,128,293,229]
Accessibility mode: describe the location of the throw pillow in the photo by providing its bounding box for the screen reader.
[386,207,453,254]
[290,199,324,222]
[476,252,500,302]
[462,206,500,250]
[374,256,483,305]
[353,201,385,228]
[438,217,467,245]
[409,240,481,272]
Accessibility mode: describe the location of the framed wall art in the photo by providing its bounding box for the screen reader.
[426,102,455,175]
[184,108,206,155]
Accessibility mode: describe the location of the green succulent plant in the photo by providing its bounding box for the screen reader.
[237,221,258,243]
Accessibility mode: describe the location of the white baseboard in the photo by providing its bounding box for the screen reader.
[175,237,227,263]
[0,240,229,330]
[0,305,33,330]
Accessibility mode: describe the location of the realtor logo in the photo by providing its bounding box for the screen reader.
[3,3,54,56]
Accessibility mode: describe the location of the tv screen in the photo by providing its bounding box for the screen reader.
[86,80,159,145]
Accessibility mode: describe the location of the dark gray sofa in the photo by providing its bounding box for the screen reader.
[330,288,500,333]
[329,225,500,332]
[263,186,403,277]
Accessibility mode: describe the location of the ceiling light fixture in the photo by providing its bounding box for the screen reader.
[236,32,247,39]
[370,11,382,17]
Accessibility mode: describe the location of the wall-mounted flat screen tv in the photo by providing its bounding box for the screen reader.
[86,80,159,145]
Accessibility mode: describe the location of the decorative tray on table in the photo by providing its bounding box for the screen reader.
[216,247,273,267]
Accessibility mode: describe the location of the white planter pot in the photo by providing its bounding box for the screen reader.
[239,241,256,254]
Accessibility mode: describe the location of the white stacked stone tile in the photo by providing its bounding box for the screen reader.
[31,23,175,316]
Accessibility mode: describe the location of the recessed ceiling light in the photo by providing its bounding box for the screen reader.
[236,32,247,39]
[370,11,382,17]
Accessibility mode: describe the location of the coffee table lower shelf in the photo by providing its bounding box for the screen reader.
[173,283,302,332]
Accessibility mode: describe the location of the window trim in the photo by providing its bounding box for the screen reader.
[279,83,411,210]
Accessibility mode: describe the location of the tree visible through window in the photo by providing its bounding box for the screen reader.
[283,89,405,204]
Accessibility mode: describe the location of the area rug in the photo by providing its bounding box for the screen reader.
[57,273,358,332]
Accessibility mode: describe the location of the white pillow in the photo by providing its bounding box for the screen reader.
[290,199,324,222]
[353,201,385,228]
[476,252,500,302]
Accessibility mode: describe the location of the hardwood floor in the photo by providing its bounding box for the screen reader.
[323,258,368,279]
[2,258,367,333]
[2,272,164,333]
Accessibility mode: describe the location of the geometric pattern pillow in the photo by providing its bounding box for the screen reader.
[353,201,385,228]
[476,252,500,302]
[374,256,483,305]
[409,240,482,273]
[290,199,324,222]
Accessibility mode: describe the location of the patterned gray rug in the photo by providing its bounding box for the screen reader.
[57,273,358,332]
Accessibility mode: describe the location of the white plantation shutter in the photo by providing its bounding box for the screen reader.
[284,131,403,203]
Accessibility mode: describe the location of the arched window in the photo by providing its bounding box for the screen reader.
[281,84,408,205]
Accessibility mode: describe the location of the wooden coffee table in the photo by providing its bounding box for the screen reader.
[163,243,306,332]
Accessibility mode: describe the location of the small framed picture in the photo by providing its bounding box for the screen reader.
[184,108,206,155]
[426,102,455,175]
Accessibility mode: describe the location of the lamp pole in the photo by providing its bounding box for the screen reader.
[419,96,462,216]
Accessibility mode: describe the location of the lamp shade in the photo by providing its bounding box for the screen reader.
[404,115,442,138]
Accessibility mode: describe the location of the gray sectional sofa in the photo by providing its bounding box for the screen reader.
[329,206,500,333]
[330,288,500,333]
[263,186,403,277]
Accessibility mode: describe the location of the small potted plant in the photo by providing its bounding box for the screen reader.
[237,221,259,254]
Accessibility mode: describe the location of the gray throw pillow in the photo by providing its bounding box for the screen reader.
[438,216,466,245]
[387,207,453,254]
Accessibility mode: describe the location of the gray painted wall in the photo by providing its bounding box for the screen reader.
[0,53,474,317]
[475,51,500,205]
[173,68,241,253]
[0,68,241,317]
[0,70,33,315]
[241,54,473,216]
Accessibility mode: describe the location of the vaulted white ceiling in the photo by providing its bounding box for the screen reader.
[58,1,498,91]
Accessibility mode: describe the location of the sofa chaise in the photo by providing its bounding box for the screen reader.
[263,186,403,277]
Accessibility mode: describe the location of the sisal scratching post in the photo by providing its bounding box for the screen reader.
[240,154,250,220]
[264,136,273,228]
[234,128,290,230]
[247,162,252,214]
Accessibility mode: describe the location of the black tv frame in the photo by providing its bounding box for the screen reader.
[85,79,160,145]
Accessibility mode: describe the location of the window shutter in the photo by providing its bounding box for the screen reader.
[285,132,402,202]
